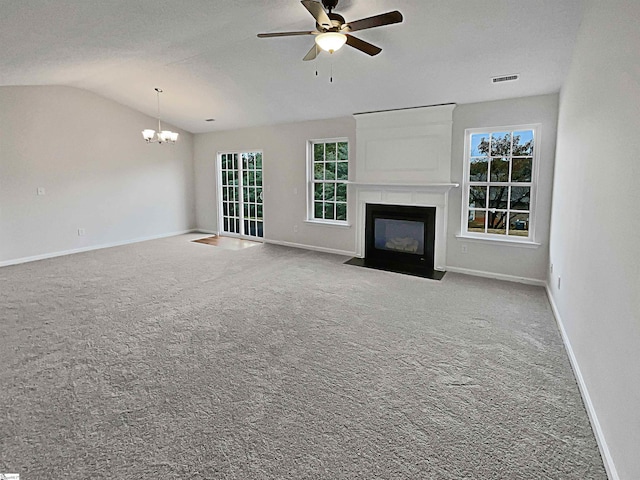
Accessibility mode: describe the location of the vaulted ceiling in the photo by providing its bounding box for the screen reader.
[0,0,584,133]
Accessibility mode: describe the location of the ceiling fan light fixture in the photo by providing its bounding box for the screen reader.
[315,32,347,53]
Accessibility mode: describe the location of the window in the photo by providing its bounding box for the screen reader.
[308,139,349,223]
[461,125,539,241]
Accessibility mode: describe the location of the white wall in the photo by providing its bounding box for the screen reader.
[446,94,560,282]
[193,117,356,255]
[0,86,195,264]
[549,1,640,478]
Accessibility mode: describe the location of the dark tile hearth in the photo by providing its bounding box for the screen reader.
[344,256,446,280]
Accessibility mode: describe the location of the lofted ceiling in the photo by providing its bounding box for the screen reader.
[0,0,584,133]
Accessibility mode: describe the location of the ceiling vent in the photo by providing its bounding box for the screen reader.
[492,74,520,84]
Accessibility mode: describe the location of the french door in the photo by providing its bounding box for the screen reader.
[218,151,264,239]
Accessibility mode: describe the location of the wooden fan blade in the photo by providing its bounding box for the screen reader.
[303,44,320,61]
[301,0,333,30]
[345,35,382,56]
[343,11,403,33]
[258,31,318,38]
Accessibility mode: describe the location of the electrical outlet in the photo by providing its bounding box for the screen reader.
[78,228,86,236]
[37,187,46,196]
[557,276,561,289]
[293,187,298,195]
[550,263,554,273]
[293,225,298,233]
[461,244,468,254]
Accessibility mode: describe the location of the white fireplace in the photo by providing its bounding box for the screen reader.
[351,104,458,272]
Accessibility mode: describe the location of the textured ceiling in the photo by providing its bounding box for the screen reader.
[0,0,584,133]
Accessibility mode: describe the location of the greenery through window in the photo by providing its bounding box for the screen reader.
[464,127,537,239]
[309,139,348,222]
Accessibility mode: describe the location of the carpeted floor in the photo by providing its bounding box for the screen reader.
[0,234,606,479]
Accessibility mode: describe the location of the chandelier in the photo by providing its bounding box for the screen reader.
[142,88,179,144]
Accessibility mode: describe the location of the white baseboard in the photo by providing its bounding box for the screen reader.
[0,229,198,268]
[263,238,355,257]
[193,229,218,235]
[445,266,546,286]
[545,285,619,480]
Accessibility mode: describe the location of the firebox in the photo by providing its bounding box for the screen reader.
[346,203,445,279]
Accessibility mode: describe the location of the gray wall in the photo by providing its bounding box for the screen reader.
[0,86,195,264]
[549,0,640,477]
[446,94,559,282]
[193,117,357,254]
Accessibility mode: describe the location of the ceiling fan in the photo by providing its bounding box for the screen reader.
[257,0,403,61]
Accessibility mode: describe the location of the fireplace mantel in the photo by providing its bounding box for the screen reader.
[348,182,459,193]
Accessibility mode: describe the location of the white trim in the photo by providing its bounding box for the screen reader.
[263,238,355,257]
[0,229,198,268]
[307,138,350,223]
[347,182,459,193]
[217,150,264,239]
[445,265,545,286]
[544,285,620,480]
[216,152,224,236]
[194,229,218,235]
[303,219,352,228]
[455,234,541,248]
[307,136,350,145]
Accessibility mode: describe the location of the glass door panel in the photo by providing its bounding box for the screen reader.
[219,151,263,239]
[241,152,264,238]
[220,153,240,234]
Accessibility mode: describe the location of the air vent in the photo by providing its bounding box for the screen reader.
[492,74,520,84]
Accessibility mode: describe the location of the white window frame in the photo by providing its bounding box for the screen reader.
[216,150,264,239]
[460,124,541,245]
[306,137,350,226]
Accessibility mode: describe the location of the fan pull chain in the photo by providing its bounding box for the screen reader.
[330,60,333,83]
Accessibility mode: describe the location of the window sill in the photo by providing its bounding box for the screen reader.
[304,219,351,228]
[455,234,541,248]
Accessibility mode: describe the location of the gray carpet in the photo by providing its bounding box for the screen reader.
[0,234,606,479]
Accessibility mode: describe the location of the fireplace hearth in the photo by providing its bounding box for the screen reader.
[345,203,445,280]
